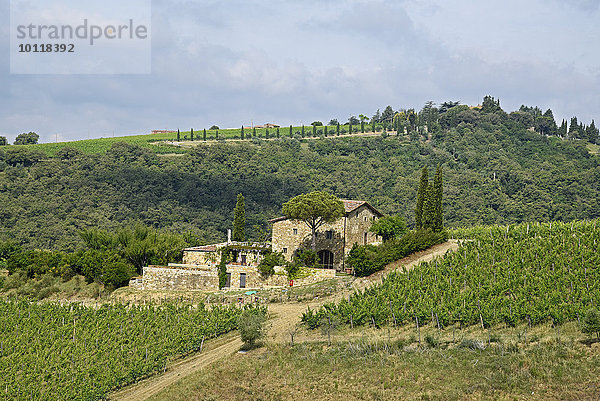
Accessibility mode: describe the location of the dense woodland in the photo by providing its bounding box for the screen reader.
[1,98,599,254]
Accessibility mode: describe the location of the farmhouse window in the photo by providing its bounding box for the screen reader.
[326,230,333,239]
[293,228,298,235]
[283,248,287,254]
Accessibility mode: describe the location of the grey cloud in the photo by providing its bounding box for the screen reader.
[0,0,599,143]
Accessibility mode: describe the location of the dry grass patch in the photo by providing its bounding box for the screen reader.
[149,334,600,401]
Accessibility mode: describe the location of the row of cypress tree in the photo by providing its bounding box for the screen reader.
[414,165,443,232]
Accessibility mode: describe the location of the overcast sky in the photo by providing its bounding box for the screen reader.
[1,0,599,143]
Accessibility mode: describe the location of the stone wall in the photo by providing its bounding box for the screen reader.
[183,248,264,267]
[133,264,336,291]
[271,204,380,271]
[345,204,380,248]
[183,251,218,266]
[271,219,345,270]
[139,265,219,291]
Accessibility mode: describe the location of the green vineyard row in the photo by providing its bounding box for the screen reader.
[0,300,257,400]
[303,220,600,329]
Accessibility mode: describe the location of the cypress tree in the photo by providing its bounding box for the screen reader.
[324,125,328,137]
[177,129,180,142]
[432,165,443,232]
[422,182,435,231]
[336,123,340,136]
[361,121,365,133]
[349,121,352,134]
[312,124,316,137]
[203,129,207,141]
[216,130,219,140]
[301,125,305,137]
[276,127,280,138]
[253,127,256,138]
[218,249,229,289]
[372,120,376,133]
[558,120,567,137]
[232,193,246,242]
[190,128,194,141]
[289,125,293,137]
[241,126,245,140]
[266,128,269,139]
[415,166,428,230]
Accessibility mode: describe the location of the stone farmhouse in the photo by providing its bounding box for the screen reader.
[131,199,382,291]
[270,200,383,272]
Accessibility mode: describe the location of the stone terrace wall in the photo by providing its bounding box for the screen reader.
[132,265,337,291]
[140,265,218,291]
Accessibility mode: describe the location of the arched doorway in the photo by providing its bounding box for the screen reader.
[317,250,334,269]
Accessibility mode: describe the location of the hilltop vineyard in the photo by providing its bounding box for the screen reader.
[303,220,600,329]
[0,300,257,401]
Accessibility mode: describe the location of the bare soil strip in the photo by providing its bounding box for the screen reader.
[108,240,459,401]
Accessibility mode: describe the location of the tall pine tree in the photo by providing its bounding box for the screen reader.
[232,193,246,242]
[415,166,428,230]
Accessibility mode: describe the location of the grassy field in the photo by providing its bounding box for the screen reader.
[148,320,600,401]
[23,124,385,156]
[588,143,600,155]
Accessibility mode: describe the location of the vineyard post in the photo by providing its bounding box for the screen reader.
[389,301,397,327]
[415,314,420,345]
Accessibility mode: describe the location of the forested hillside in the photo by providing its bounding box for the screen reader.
[1,101,599,251]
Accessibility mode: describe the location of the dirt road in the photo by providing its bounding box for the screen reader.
[109,240,459,401]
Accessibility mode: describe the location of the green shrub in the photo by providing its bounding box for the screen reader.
[582,309,600,338]
[348,230,447,277]
[346,243,379,277]
[292,249,319,269]
[237,307,268,348]
[258,252,286,278]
